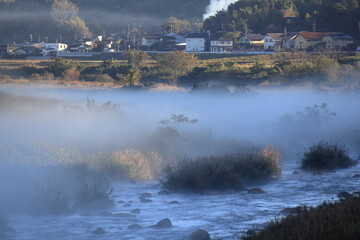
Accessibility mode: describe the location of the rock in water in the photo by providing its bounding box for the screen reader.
[131,208,141,214]
[158,190,171,195]
[92,227,106,234]
[247,188,266,194]
[150,218,172,228]
[189,229,211,240]
[128,224,143,230]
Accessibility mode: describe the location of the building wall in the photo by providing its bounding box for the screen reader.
[264,36,276,50]
[294,35,309,50]
[186,38,205,52]
[322,36,353,50]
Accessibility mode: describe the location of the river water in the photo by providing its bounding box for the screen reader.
[1,86,360,239]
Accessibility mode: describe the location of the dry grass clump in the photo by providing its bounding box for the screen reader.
[301,141,356,171]
[107,149,163,181]
[162,146,281,192]
[242,193,360,240]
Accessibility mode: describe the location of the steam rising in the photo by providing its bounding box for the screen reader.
[0,86,360,216]
[203,0,238,20]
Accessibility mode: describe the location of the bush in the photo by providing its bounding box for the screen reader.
[47,58,75,77]
[301,141,356,171]
[162,147,281,192]
[62,67,81,81]
[106,149,163,181]
[156,51,197,79]
[75,182,114,210]
[242,193,360,240]
[32,184,70,214]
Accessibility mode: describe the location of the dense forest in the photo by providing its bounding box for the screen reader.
[0,0,359,44]
[204,0,360,39]
[0,0,208,43]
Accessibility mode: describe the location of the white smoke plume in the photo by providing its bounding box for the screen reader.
[203,0,238,20]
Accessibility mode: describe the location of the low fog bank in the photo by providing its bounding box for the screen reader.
[0,87,360,214]
[1,87,360,158]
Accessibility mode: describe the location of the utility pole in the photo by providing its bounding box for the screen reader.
[312,21,316,33]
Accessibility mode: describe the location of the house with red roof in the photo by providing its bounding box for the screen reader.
[293,32,330,50]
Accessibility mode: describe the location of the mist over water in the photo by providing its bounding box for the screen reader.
[0,86,359,239]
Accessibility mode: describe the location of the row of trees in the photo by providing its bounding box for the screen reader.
[43,50,198,86]
[203,0,360,39]
[0,0,208,43]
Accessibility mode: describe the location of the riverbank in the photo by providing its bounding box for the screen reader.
[1,52,360,91]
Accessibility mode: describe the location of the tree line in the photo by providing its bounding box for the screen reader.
[203,0,360,39]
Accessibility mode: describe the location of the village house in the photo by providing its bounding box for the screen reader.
[186,32,209,52]
[263,33,283,51]
[68,43,92,53]
[13,45,43,56]
[293,32,329,50]
[141,35,161,50]
[322,33,354,50]
[282,32,298,50]
[163,33,186,51]
[77,38,93,46]
[238,34,264,50]
[39,42,68,56]
[210,39,233,53]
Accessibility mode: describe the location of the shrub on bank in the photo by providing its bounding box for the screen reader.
[162,147,281,192]
[106,149,163,181]
[242,193,360,240]
[75,182,114,210]
[301,141,356,171]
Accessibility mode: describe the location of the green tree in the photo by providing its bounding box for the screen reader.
[122,50,149,86]
[47,58,75,77]
[123,49,150,70]
[162,17,191,33]
[51,0,91,38]
[156,51,197,80]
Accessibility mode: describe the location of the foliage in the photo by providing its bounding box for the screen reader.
[162,147,281,192]
[93,42,106,52]
[51,0,91,37]
[301,141,356,171]
[76,182,113,207]
[47,58,75,77]
[151,114,198,154]
[242,193,360,240]
[156,51,197,79]
[279,103,336,127]
[274,53,341,82]
[62,66,81,81]
[33,183,70,214]
[123,49,150,70]
[162,17,191,33]
[204,0,360,40]
[106,149,163,181]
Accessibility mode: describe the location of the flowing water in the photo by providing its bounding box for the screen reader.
[1,86,360,240]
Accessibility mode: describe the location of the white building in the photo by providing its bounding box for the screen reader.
[141,36,161,49]
[186,33,209,52]
[40,43,68,56]
[264,33,283,50]
[210,40,233,53]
